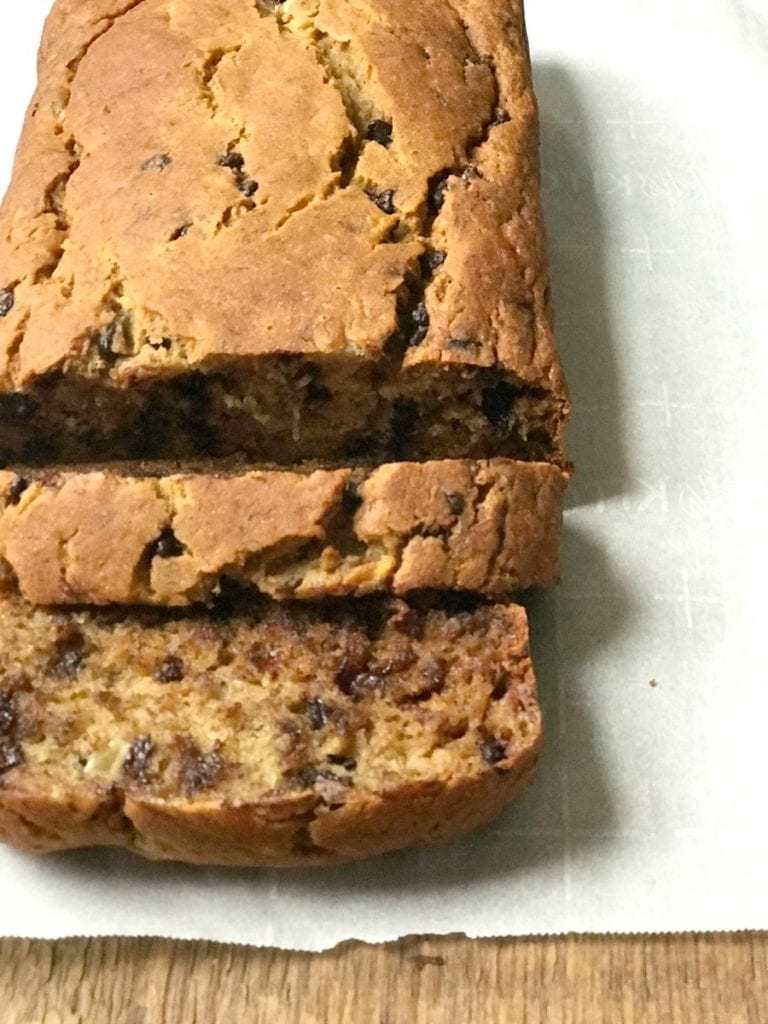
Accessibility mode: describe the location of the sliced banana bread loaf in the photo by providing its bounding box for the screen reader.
[0,591,540,866]
[0,0,567,466]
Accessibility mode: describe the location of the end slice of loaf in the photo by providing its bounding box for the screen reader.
[0,459,566,606]
[0,591,540,866]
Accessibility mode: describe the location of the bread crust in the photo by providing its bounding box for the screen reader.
[0,0,559,385]
[0,459,566,605]
[0,745,539,866]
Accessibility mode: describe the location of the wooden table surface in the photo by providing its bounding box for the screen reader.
[1,933,766,1022]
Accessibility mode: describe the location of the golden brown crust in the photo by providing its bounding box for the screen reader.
[0,594,541,866]
[0,782,132,854]
[0,0,563,406]
[0,459,566,605]
[0,748,539,866]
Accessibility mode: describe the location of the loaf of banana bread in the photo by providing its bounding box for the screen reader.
[0,590,540,866]
[0,0,567,466]
[0,459,566,605]
[0,0,562,870]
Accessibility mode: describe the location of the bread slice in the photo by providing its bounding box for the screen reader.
[0,0,567,466]
[0,590,540,866]
[0,458,566,606]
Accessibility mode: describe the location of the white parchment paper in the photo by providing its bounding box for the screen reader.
[0,0,766,947]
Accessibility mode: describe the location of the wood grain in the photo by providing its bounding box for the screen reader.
[1,933,766,1023]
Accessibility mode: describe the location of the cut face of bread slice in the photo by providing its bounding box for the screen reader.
[0,459,567,606]
[0,592,541,866]
[0,0,567,466]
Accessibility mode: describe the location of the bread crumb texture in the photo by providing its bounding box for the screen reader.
[0,593,540,865]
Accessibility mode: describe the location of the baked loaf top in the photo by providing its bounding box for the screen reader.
[0,459,566,604]
[0,0,561,396]
[0,592,540,866]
